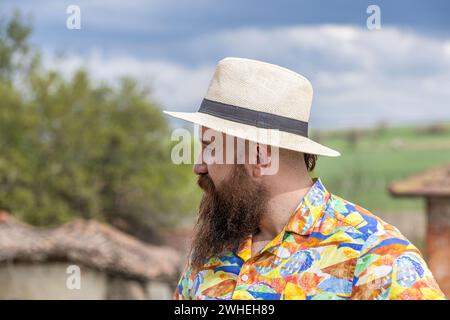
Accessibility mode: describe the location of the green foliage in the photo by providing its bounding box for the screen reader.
[0,10,38,82]
[0,12,200,241]
[315,123,450,212]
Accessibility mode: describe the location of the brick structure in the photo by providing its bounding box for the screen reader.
[389,163,450,297]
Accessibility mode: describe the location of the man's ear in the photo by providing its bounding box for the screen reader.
[253,143,273,177]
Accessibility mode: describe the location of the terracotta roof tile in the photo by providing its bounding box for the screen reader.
[389,163,450,197]
[0,212,181,281]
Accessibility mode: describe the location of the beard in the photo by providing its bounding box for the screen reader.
[190,165,269,269]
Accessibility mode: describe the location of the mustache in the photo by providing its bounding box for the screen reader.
[197,174,215,193]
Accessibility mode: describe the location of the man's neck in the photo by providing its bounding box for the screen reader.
[255,173,314,242]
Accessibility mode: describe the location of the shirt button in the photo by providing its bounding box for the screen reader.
[241,274,249,282]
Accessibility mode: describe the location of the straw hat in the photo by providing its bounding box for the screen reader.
[164,57,340,157]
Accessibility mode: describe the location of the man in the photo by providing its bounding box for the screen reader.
[164,57,445,300]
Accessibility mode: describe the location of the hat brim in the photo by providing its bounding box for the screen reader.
[163,111,341,157]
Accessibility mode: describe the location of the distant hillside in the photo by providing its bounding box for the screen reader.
[313,122,450,212]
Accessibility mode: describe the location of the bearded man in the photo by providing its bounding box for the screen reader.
[164,57,445,300]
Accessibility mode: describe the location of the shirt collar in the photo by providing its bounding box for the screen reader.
[284,177,330,236]
[234,177,330,261]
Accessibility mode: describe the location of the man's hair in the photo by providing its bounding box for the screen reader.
[279,148,318,172]
[304,153,318,172]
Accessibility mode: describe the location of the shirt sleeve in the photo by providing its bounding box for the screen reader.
[173,259,194,300]
[351,232,446,300]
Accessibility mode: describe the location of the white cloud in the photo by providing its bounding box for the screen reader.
[44,50,214,112]
[43,24,450,129]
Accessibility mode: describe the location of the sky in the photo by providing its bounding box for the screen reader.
[2,0,450,129]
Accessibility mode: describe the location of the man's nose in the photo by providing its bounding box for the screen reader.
[193,162,208,175]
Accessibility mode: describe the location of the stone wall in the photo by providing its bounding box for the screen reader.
[0,262,107,299]
[0,262,174,299]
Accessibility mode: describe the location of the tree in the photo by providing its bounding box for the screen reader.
[0,12,200,243]
[0,10,37,82]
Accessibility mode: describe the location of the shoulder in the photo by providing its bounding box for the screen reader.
[324,192,410,246]
[323,194,444,299]
[322,192,423,269]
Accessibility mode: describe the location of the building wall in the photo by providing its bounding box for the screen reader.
[146,280,173,300]
[0,262,175,299]
[0,262,107,299]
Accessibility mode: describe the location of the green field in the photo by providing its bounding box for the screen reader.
[312,123,450,212]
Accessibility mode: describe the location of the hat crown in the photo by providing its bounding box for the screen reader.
[205,57,313,122]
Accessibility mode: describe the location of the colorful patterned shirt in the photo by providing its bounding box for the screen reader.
[174,178,446,300]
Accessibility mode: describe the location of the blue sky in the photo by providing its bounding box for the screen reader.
[2,0,450,129]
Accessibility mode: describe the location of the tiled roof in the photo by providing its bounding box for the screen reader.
[389,163,450,197]
[0,211,181,281]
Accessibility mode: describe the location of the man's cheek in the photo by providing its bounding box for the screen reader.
[207,167,226,189]
[203,151,215,164]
